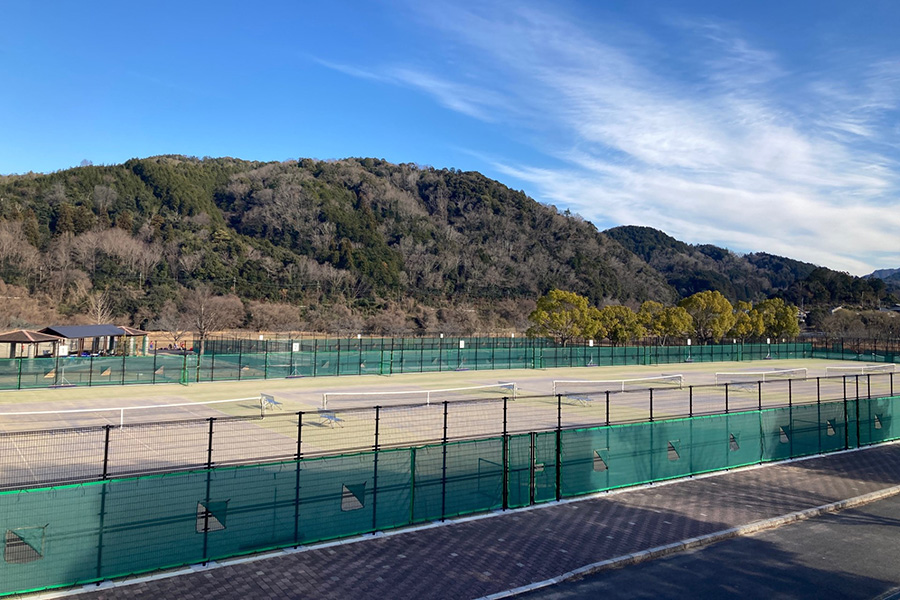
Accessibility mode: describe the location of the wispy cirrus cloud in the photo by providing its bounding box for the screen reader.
[313,57,509,121]
[322,1,900,274]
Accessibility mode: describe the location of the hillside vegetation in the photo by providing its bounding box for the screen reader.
[0,156,892,335]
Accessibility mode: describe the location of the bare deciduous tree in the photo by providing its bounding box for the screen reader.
[183,286,245,353]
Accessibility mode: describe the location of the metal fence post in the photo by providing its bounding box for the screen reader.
[337,338,342,376]
[121,352,126,385]
[649,388,654,421]
[16,357,22,390]
[556,394,562,501]
[689,385,693,418]
[529,431,536,505]
[502,397,509,510]
[724,384,729,414]
[605,390,610,425]
[373,406,380,531]
[102,424,111,480]
[294,411,303,546]
[441,401,449,521]
[237,339,243,381]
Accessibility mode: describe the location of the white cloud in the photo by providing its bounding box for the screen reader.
[334,2,900,274]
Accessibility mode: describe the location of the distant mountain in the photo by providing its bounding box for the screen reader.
[604,226,818,303]
[867,268,900,295]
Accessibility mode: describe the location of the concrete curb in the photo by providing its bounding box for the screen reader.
[479,483,900,599]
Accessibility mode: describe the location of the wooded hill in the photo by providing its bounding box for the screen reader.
[0,156,892,333]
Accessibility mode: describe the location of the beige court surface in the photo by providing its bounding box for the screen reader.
[0,359,894,491]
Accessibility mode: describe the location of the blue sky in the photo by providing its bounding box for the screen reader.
[2,1,899,275]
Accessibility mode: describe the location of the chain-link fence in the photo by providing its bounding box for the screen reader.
[1,372,893,491]
[0,338,818,390]
[3,389,899,596]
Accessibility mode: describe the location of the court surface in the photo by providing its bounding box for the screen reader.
[0,359,892,490]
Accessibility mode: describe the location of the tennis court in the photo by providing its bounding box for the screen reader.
[0,359,894,490]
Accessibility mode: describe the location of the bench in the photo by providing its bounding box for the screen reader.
[317,410,344,428]
[260,393,283,415]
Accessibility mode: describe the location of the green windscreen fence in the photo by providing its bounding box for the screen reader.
[0,340,815,390]
[3,395,899,596]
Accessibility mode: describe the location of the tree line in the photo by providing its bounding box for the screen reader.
[526,289,801,345]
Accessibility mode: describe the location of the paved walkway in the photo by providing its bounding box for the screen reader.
[68,443,900,600]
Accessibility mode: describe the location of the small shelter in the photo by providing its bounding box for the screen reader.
[0,330,63,359]
[39,324,148,356]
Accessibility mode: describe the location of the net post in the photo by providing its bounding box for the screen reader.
[372,406,380,533]
[757,380,762,411]
[816,377,820,406]
[555,394,562,502]
[724,383,729,413]
[120,409,125,428]
[867,373,871,400]
[788,379,792,408]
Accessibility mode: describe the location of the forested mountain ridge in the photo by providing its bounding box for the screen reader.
[0,156,891,334]
[0,156,676,331]
[605,225,892,309]
[604,225,819,302]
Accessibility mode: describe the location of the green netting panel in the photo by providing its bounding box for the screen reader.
[411,438,504,522]
[360,350,383,375]
[507,433,557,507]
[760,407,794,462]
[262,352,291,379]
[506,434,531,508]
[0,361,19,390]
[118,356,157,385]
[689,412,760,473]
[98,473,208,578]
[530,432,558,503]
[789,403,825,458]
[204,463,299,559]
[846,399,860,448]
[559,427,609,497]
[149,354,186,384]
[238,354,268,380]
[208,354,241,382]
[296,452,374,542]
[0,483,105,595]
[649,419,696,482]
[858,396,900,446]
[818,400,848,454]
[314,350,339,377]
[313,449,411,542]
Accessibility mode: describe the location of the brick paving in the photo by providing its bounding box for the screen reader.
[75,443,900,600]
